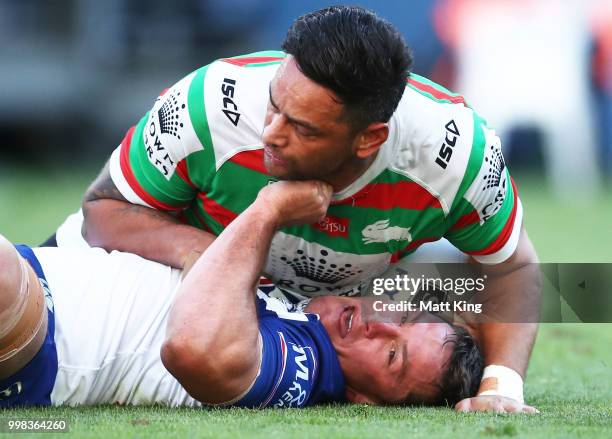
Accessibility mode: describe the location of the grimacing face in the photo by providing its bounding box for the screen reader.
[262,56,364,183]
[306,296,454,405]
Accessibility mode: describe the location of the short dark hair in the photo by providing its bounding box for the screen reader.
[437,325,484,406]
[281,5,413,130]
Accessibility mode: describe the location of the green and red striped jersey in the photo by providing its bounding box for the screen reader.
[108,51,522,298]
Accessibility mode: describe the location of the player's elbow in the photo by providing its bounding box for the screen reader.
[161,333,258,404]
[81,198,101,245]
[81,198,123,249]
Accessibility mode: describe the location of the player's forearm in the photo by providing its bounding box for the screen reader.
[479,322,538,377]
[162,199,275,402]
[163,180,331,403]
[82,198,215,269]
[474,228,541,395]
[168,199,275,349]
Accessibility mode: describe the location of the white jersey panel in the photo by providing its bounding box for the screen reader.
[264,232,390,299]
[389,86,475,215]
[33,247,200,407]
[204,61,279,170]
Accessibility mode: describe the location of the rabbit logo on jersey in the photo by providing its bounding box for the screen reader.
[361,220,412,244]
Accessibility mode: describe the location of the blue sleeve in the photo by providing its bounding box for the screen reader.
[233,296,319,408]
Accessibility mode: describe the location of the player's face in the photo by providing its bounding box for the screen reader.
[309,296,454,405]
[262,56,360,182]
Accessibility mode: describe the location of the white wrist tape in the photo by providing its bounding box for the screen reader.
[477,365,524,404]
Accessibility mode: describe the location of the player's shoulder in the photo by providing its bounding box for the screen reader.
[200,51,285,169]
[141,51,284,176]
[386,73,495,214]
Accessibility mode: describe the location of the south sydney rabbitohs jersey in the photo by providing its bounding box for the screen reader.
[109,51,522,298]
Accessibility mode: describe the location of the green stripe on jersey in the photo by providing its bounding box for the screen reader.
[185,66,216,188]
[409,73,463,98]
[207,159,271,213]
[129,114,195,207]
[445,168,515,252]
[226,50,285,59]
[226,50,286,67]
[450,113,487,213]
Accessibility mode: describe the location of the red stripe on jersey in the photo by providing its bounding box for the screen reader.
[159,88,169,97]
[197,193,238,228]
[333,182,442,210]
[119,127,182,211]
[408,78,467,106]
[229,149,268,174]
[176,160,197,189]
[467,178,519,256]
[190,207,214,234]
[222,56,284,67]
[406,237,439,251]
[450,208,480,232]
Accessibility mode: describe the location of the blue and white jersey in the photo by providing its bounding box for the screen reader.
[235,290,346,408]
[2,247,344,407]
[0,245,58,408]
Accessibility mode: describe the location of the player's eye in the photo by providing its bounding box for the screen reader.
[388,345,396,365]
[295,125,317,138]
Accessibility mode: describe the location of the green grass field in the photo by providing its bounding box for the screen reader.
[0,169,611,438]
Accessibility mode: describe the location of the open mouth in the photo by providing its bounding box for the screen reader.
[339,306,356,339]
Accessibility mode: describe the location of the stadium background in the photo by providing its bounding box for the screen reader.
[0,0,610,437]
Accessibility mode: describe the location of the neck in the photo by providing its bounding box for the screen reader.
[323,151,379,193]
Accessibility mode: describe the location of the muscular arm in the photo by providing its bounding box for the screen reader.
[455,225,541,412]
[472,225,540,377]
[82,161,215,269]
[160,180,332,404]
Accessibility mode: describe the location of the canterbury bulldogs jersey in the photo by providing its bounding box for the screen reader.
[87,51,522,299]
[23,247,344,407]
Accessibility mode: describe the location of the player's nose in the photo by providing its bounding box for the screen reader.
[262,113,289,148]
[364,320,402,339]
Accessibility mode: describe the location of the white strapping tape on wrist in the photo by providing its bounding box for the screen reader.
[477,365,524,404]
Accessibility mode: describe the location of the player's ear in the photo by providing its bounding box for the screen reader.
[354,122,388,159]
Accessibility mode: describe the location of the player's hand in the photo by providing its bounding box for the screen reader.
[256,180,333,228]
[455,395,539,413]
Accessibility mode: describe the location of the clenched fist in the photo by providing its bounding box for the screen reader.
[256,180,333,228]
